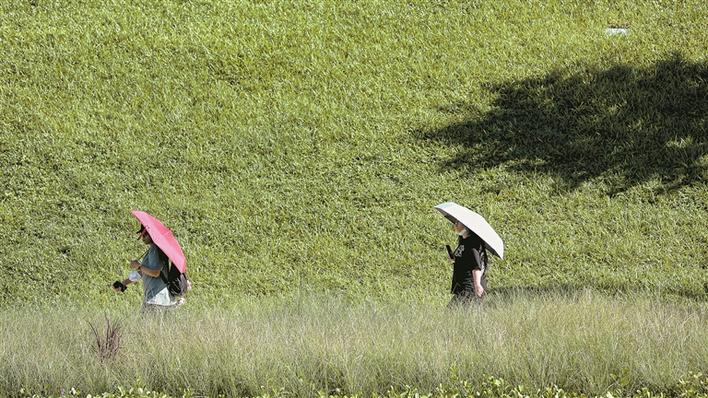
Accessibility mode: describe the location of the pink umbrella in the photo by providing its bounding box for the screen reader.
[131,210,186,273]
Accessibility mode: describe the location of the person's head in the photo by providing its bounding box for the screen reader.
[453,220,469,237]
[137,226,152,244]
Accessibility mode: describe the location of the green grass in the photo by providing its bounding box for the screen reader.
[1,292,706,397]
[0,1,706,395]
[1,0,705,306]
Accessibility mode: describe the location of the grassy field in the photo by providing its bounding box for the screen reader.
[0,0,705,306]
[1,291,706,397]
[0,0,706,396]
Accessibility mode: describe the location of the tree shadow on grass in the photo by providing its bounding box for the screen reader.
[418,54,707,195]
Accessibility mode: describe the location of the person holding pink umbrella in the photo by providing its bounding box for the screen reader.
[113,211,189,312]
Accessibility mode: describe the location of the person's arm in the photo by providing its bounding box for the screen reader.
[130,260,161,278]
[471,247,483,271]
[112,278,132,293]
[470,246,485,298]
[472,269,485,298]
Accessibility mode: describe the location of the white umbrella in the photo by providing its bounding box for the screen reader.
[434,201,504,259]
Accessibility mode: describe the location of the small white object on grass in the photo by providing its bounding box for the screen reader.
[606,27,629,35]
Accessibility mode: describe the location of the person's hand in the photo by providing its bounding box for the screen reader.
[130,260,141,270]
[112,281,126,293]
[474,285,485,298]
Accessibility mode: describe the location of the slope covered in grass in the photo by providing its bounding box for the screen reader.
[0,0,706,306]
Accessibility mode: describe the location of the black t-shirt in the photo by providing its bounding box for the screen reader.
[450,233,488,294]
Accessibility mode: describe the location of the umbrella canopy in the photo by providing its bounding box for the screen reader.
[434,202,504,259]
[131,210,186,273]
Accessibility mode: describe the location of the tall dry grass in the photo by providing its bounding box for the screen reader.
[1,291,706,397]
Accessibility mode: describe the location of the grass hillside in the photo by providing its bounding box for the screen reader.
[1,0,706,307]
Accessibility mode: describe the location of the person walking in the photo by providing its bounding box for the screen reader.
[448,220,487,306]
[114,226,182,312]
[434,202,504,307]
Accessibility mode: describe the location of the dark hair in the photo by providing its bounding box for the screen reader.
[459,230,483,245]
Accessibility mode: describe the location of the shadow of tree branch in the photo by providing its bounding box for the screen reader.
[418,53,707,195]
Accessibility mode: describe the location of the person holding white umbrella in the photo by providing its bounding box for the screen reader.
[435,202,504,306]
